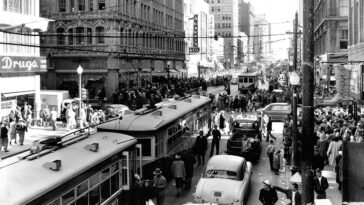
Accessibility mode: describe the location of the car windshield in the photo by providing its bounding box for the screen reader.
[231,132,256,140]
[205,169,237,180]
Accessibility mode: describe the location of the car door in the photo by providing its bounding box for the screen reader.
[239,162,251,203]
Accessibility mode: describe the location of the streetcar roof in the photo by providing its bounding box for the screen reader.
[97,95,211,132]
[0,132,137,205]
[238,72,259,77]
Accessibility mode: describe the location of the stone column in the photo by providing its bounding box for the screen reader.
[66,0,71,13]
[85,0,90,11]
[74,0,79,12]
[93,0,98,11]
[107,57,120,101]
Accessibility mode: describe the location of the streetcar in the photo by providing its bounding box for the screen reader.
[238,71,259,93]
[97,95,212,180]
[0,132,141,205]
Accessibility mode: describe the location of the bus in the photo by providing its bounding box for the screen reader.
[0,132,141,205]
[238,72,259,93]
[97,95,212,180]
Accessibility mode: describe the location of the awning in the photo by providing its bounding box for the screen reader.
[0,12,51,31]
[2,90,35,98]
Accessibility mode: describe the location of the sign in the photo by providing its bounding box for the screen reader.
[0,56,47,72]
[189,47,200,53]
[193,14,198,47]
[0,99,17,119]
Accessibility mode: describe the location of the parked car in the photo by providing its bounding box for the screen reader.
[101,104,130,120]
[194,155,252,205]
[257,103,298,122]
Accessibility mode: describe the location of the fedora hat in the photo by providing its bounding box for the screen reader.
[153,168,163,175]
[263,180,271,186]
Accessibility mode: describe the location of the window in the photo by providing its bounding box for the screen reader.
[89,0,93,11]
[76,27,84,45]
[68,28,74,45]
[76,181,88,196]
[340,30,348,49]
[87,28,92,44]
[98,0,105,10]
[89,186,100,205]
[59,0,66,12]
[70,0,75,12]
[96,27,105,44]
[79,0,85,11]
[56,28,65,45]
[62,189,75,205]
[205,169,237,180]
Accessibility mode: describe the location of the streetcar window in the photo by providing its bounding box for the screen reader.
[111,174,120,194]
[110,162,119,174]
[239,78,243,83]
[243,77,248,83]
[89,173,100,188]
[101,167,110,181]
[76,181,88,196]
[75,194,87,205]
[61,189,75,205]
[100,179,111,203]
[47,198,60,205]
[249,77,254,83]
[88,186,100,205]
[138,138,152,157]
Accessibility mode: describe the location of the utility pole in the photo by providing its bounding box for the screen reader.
[302,0,315,204]
[291,11,300,174]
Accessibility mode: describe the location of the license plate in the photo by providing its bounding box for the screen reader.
[214,191,222,197]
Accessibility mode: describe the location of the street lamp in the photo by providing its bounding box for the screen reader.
[197,61,201,79]
[289,71,300,174]
[166,61,171,90]
[77,65,83,129]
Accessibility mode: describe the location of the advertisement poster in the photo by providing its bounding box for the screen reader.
[0,99,17,120]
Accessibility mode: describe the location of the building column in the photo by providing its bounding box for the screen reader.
[85,0,90,11]
[74,0,79,12]
[66,0,71,13]
[93,0,98,11]
[107,57,120,101]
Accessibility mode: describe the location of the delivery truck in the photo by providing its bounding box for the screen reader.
[40,90,70,118]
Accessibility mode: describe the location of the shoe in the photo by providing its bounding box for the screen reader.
[4,150,9,152]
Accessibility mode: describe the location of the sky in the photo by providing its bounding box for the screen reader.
[246,0,299,60]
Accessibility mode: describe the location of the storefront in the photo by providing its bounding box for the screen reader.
[0,56,47,121]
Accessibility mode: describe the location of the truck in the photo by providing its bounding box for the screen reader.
[40,90,70,118]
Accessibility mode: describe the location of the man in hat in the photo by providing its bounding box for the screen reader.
[313,168,329,199]
[259,180,278,205]
[171,154,186,197]
[153,168,167,205]
[273,183,302,205]
[210,125,221,157]
[194,130,209,165]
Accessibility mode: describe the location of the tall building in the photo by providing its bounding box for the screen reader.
[238,0,254,36]
[184,0,214,76]
[253,14,271,62]
[0,0,49,120]
[207,0,239,69]
[40,0,185,99]
[314,0,349,91]
[348,0,364,102]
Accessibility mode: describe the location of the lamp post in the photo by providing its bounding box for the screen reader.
[166,61,171,90]
[290,71,300,174]
[77,65,83,129]
[197,61,201,79]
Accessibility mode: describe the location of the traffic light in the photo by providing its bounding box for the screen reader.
[81,88,88,100]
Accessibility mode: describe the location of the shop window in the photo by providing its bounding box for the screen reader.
[68,28,74,45]
[57,28,65,45]
[96,27,105,44]
[76,27,84,45]
[59,0,66,12]
[98,0,105,10]
[79,0,85,11]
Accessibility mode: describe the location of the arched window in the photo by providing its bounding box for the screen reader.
[76,27,85,45]
[56,28,65,45]
[96,26,105,44]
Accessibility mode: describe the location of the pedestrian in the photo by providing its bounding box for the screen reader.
[8,120,17,145]
[131,174,143,205]
[259,180,278,205]
[312,146,325,171]
[317,134,329,164]
[266,140,276,171]
[314,168,329,199]
[210,125,221,157]
[181,149,196,190]
[171,154,186,197]
[326,137,342,166]
[193,130,209,165]
[219,111,225,134]
[141,180,155,205]
[0,122,9,152]
[272,149,281,175]
[50,107,58,130]
[241,135,252,158]
[153,168,167,205]
[16,119,28,146]
[273,183,301,205]
[228,111,234,135]
[335,151,343,191]
[266,117,273,142]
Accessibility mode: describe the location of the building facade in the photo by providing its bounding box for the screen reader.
[314,0,349,91]
[348,0,364,102]
[40,0,185,99]
[207,0,239,69]
[184,0,214,76]
[0,0,49,120]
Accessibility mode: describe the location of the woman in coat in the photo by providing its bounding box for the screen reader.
[219,111,225,134]
[17,120,28,146]
[272,150,281,175]
[327,137,342,166]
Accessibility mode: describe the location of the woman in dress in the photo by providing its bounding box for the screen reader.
[326,137,342,167]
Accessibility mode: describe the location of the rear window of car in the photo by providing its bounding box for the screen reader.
[205,170,237,180]
[270,105,289,111]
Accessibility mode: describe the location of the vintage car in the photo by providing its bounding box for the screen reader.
[226,113,261,162]
[194,155,252,205]
[257,103,296,122]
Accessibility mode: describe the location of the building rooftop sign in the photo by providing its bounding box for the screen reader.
[0,56,47,73]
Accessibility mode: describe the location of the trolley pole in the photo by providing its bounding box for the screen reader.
[302,0,315,204]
